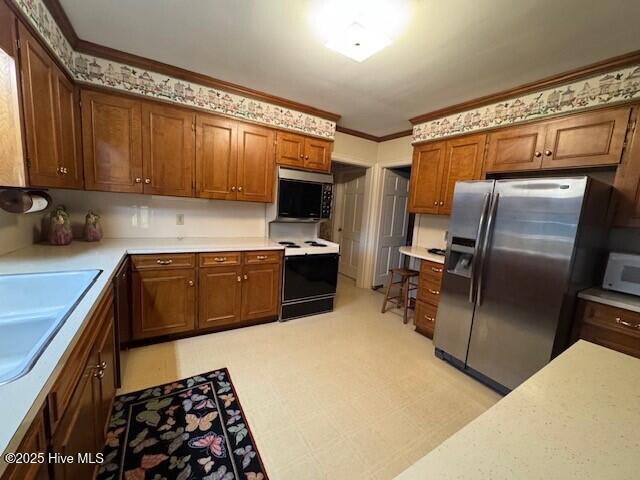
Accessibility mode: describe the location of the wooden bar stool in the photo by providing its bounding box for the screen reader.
[381,268,420,324]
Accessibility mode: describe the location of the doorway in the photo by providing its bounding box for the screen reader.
[372,166,415,288]
[323,162,368,279]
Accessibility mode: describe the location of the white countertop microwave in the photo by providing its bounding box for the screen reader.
[603,252,640,296]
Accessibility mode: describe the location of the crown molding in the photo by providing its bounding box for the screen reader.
[410,49,640,125]
[336,125,413,143]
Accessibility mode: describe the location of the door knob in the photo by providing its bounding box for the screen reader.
[145,178,151,184]
[544,150,552,156]
[534,151,542,158]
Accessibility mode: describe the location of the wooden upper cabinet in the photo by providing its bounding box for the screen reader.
[541,107,631,169]
[142,103,195,197]
[275,132,305,169]
[18,23,82,189]
[0,1,18,58]
[132,268,196,340]
[439,134,486,215]
[241,262,280,321]
[195,114,237,200]
[304,137,332,172]
[237,123,275,202]
[484,123,546,173]
[198,265,243,329]
[81,90,143,193]
[613,108,640,227]
[408,141,446,214]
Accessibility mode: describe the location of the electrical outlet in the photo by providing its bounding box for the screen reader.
[176,213,184,225]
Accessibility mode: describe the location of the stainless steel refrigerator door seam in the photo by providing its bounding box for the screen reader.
[469,192,491,304]
[476,193,499,307]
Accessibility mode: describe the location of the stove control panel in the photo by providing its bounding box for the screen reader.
[321,184,333,219]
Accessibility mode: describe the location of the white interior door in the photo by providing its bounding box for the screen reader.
[339,172,366,278]
[373,168,410,287]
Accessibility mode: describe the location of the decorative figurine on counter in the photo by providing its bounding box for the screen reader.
[48,205,73,245]
[83,210,103,242]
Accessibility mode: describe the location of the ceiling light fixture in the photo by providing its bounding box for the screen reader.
[310,0,409,62]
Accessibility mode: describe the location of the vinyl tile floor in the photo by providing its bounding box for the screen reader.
[119,275,502,480]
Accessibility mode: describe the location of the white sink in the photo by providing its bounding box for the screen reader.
[0,270,101,385]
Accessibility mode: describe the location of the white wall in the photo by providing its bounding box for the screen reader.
[377,136,413,166]
[0,210,41,255]
[48,189,267,238]
[332,131,378,166]
[412,214,449,249]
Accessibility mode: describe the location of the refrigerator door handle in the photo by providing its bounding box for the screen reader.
[476,193,499,307]
[469,192,491,304]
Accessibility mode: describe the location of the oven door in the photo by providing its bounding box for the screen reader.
[278,179,323,220]
[283,253,339,302]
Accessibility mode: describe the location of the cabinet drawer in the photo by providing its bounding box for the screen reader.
[131,253,195,270]
[47,289,112,434]
[418,277,441,306]
[415,300,437,338]
[199,252,241,267]
[582,301,640,336]
[243,250,283,265]
[579,321,640,359]
[420,260,444,282]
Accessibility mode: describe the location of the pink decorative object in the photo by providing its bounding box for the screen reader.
[83,210,103,242]
[48,205,73,245]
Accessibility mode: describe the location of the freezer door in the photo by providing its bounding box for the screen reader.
[434,180,494,362]
[466,177,588,390]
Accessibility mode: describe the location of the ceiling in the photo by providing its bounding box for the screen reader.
[59,0,640,137]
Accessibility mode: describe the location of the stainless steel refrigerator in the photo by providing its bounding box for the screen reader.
[434,176,610,393]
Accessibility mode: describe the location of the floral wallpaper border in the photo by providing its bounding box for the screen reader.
[14,0,336,139]
[413,64,640,143]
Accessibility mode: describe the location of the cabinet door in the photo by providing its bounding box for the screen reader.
[613,110,640,227]
[94,312,117,441]
[439,134,486,215]
[542,107,631,169]
[198,266,243,329]
[18,23,61,187]
[81,90,143,193]
[275,132,305,168]
[54,73,83,188]
[237,123,275,202]
[195,114,237,200]
[142,103,195,197]
[408,141,446,214]
[484,123,546,173]
[241,263,280,321]
[304,137,332,172]
[0,1,17,58]
[51,352,99,480]
[132,268,196,339]
[415,299,437,339]
[3,408,49,480]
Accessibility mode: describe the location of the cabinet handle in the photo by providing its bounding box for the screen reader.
[214,257,227,262]
[188,280,194,287]
[615,317,640,330]
[145,178,151,184]
[237,186,243,192]
[305,155,309,160]
[544,150,552,156]
[243,274,248,280]
[231,186,236,192]
[427,288,440,295]
[433,201,438,206]
[237,275,242,282]
[93,368,104,379]
[156,259,173,265]
[439,201,444,206]
[299,154,304,159]
[256,255,268,260]
[424,315,435,322]
[135,177,142,183]
[431,267,443,273]
[534,151,542,158]
[57,167,68,175]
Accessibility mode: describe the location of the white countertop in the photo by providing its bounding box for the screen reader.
[394,341,640,480]
[399,245,445,264]
[578,287,640,314]
[0,237,283,472]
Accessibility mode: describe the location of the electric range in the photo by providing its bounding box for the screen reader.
[275,239,340,321]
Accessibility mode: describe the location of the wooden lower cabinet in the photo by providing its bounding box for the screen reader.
[132,267,197,339]
[1,408,48,480]
[573,300,640,359]
[198,265,243,329]
[241,262,281,321]
[414,259,444,339]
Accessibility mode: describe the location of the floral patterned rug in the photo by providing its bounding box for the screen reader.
[97,369,268,480]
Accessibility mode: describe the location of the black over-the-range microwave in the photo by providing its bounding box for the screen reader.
[276,167,333,222]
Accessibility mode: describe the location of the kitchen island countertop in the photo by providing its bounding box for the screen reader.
[399,245,445,264]
[394,340,640,479]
